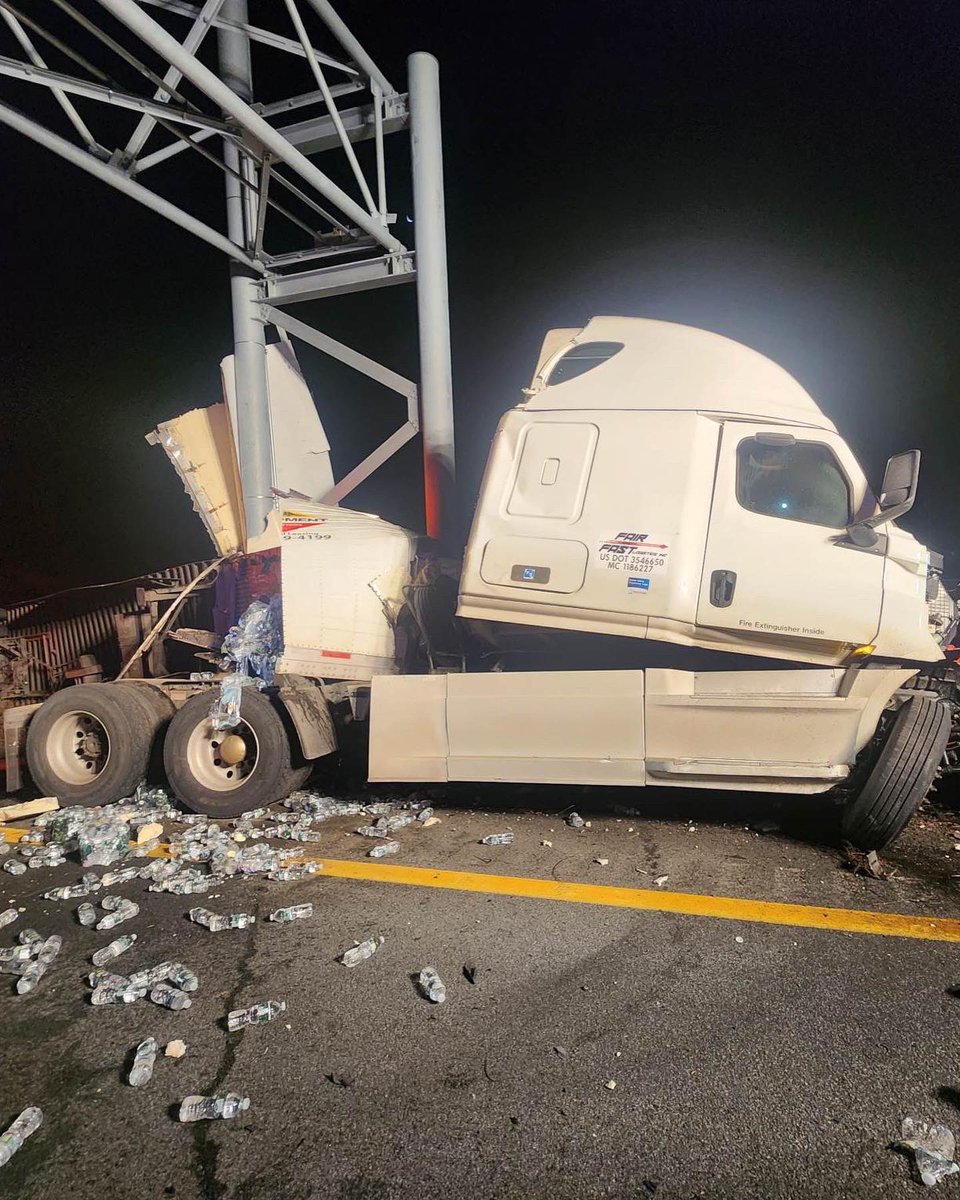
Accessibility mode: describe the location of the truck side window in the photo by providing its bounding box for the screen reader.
[546,341,623,385]
[736,438,851,528]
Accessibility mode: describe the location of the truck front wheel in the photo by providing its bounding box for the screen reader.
[842,694,952,851]
[25,683,158,806]
[163,689,306,818]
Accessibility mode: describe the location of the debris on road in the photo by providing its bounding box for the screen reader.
[734,936,745,944]
[566,813,585,830]
[897,1117,960,1186]
[339,936,384,967]
[604,1079,617,1091]
[594,858,609,866]
[90,983,145,1005]
[188,907,255,931]
[228,999,286,1030]
[164,1040,187,1059]
[149,984,191,1011]
[16,935,61,995]
[4,861,25,877]
[92,933,137,965]
[167,964,199,992]
[463,961,478,985]
[418,966,446,1003]
[840,841,889,879]
[96,899,138,930]
[0,908,18,929]
[78,814,129,867]
[368,839,399,858]
[0,1106,42,1166]
[0,797,57,822]
[128,1037,157,1087]
[542,839,552,847]
[653,875,669,887]
[178,1093,250,1122]
[268,904,313,923]
[480,832,513,845]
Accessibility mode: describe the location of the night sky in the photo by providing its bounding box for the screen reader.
[2,1,959,601]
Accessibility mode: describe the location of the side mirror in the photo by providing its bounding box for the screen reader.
[842,449,920,548]
[877,449,920,516]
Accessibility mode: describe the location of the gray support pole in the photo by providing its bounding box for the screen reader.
[408,52,455,543]
[218,0,273,542]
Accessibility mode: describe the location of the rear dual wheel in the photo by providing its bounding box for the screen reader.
[162,689,310,818]
[25,682,174,807]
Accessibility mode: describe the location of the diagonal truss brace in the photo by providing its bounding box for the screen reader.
[263,304,418,505]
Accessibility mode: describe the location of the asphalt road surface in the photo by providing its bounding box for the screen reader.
[1,784,959,1200]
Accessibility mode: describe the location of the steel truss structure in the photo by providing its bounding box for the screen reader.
[0,0,454,540]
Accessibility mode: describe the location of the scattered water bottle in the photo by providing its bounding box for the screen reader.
[96,900,138,931]
[356,825,388,839]
[339,936,384,967]
[480,832,514,845]
[3,861,26,876]
[127,962,176,989]
[268,864,320,881]
[386,813,415,832]
[77,903,97,927]
[268,904,312,923]
[566,812,585,829]
[228,913,256,929]
[227,999,285,1031]
[92,933,137,965]
[368,840,400,858]
[167,963,199,992]
[178,1093,249,1122]
[91,983,145,1005]
[18,929,42,950]
[0,945,33,964]
[149,984,191,1011]
[101,866,141,887]
[284,828,322,843]
[100,894,125,911]
[128,1037,157,1087]
[418,966,446,1003]
[189,907,227,931]
[16,935,62,995]
[88,969,130,989]
[0,1106,42,1166]
[44,883,87,900]
[416,808,435,823]
[0,908,18,929]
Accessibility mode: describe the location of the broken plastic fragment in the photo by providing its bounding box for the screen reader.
[898,1117,960,1186]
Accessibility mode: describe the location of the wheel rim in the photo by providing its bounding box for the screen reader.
[185,716,260,792]
[47,710,111,786]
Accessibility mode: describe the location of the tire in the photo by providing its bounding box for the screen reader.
[114,682,176,782]
[163,688,302,818]
[25,683,155,807]
[842,694,952,850]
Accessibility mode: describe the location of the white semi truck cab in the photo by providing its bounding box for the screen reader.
[16,318,957,851]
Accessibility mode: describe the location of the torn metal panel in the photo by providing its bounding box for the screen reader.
[221,341,335,508]
[147,403,246,556]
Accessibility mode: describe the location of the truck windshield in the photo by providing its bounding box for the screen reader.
[736,438,851,528]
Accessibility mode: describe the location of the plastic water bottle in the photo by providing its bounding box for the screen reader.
[416,808,435,823]
[150,984,191,1011]
[228,913,256,929]
[92,933,137,966]
[77,903,97,927]
[227,999,285,1031]
[4,861,26,876]
[88,969,130,989]
[368,840,399,859]
[127,962,176,989]
[567,812,585,829]
[178,1093,250,1122]
[480,832,514,846]
[0,908,18,929]
[44,883,89,900]
[339,936,384,967]
[268,865,320,881]
[96,900,138,931]
[101,866,140,886]
[387,813,415,831]
[268,904,312,923]
[128,1037,157,1087]
[100,894,125,911]
[167,963,199,992]
[189,907,230,931]
[18,929,42,950]
[17,936,62,995]
[356,825,388,839]
[0,945,33,964]
[91,983,146,1004]
[0,1107,42,1166]
[419,966,446,1003]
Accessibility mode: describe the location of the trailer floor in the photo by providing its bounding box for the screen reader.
[1,786,960,1200]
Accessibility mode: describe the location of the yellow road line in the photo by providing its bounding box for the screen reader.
[5,825,958,942]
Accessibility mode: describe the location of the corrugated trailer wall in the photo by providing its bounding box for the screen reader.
[2,561,213,700]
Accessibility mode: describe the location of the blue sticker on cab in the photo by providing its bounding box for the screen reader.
[627,577,650,591]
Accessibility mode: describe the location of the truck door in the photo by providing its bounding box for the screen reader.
[696,422,883,649]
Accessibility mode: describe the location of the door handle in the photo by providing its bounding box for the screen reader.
[709,569,737,608]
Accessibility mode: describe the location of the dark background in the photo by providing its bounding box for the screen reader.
[1,0,958,601]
